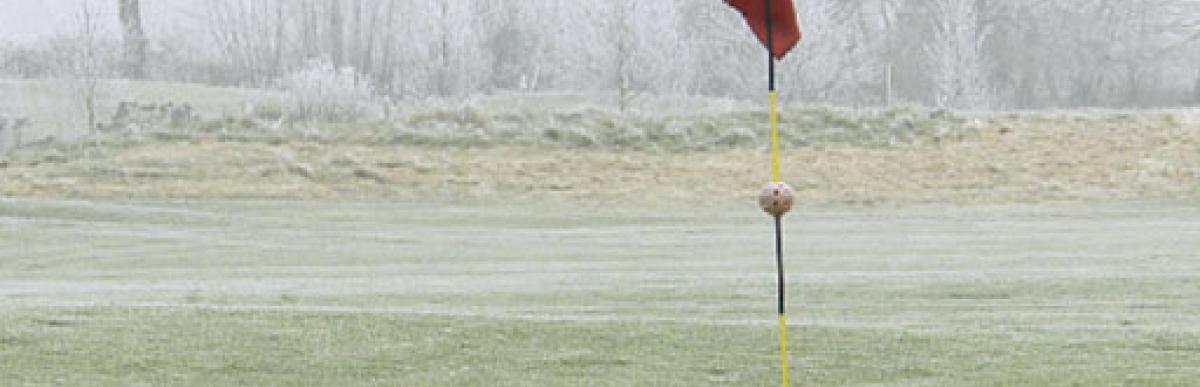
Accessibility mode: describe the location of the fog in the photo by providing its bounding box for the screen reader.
[2,0,1200,111]
[0,1,193,42]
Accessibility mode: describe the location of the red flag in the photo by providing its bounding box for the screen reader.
[724,0,801,59]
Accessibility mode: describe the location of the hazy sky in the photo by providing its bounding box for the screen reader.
[0,0,194,43]
[0,0,105,42]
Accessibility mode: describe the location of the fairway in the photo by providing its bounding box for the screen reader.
[5,0,1200,385]
[2,198,1199,385]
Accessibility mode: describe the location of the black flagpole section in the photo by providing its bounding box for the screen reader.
[766,0,776,93]
[775,215,785,315]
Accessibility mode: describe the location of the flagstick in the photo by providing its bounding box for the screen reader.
[764,1,790,386]
[775,214,789,386]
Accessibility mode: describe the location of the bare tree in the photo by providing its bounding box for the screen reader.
[612,0,636,112]
[118,0,147,79]
[76,0,101,138]
[916,0,992,109]
[112,0,1200,109]
[329,0,344,67]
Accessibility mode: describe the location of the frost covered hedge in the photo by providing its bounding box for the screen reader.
[280,60,376,122]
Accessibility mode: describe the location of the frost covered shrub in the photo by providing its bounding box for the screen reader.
[280,59,376,122]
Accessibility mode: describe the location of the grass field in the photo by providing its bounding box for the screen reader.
[3,80,1200,385]
[3,198,1199,385]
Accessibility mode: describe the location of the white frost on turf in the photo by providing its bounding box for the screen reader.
[3,200,1199,338]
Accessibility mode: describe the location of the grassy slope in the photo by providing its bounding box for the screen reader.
[2,200,1200,385]
[1,79,1197,205]
[1,116,1197,205]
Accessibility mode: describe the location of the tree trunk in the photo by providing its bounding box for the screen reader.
[437,1,452,96]
[377,0,397,96]
[1194,68,1200,104]
[351,0,362,71]
[302,0,317,58]
[118,0,147,79]
[272,1,285,80]
[613,1,634,112]
[81,1,99,138]
[361,0,383,77]
[330,0,344,67]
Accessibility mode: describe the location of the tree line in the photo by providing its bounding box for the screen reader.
[3,0,1199,110]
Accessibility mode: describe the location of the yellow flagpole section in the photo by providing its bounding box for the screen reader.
[770,91,781,182]
[778,313,790,386]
